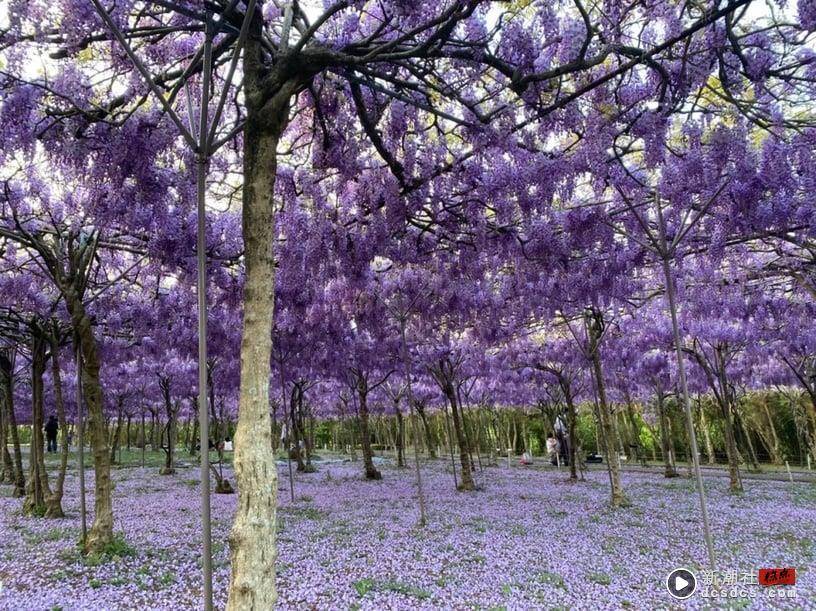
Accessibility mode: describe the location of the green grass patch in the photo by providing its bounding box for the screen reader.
[159,571,176,587]
[102,534,136,557]
[536,571,566,590]
[791,485,816,508]
[300,506,326,520]
[353,578,376,596]
[45,527,76,541]
[353,578,431,600]
[80,533,136,566]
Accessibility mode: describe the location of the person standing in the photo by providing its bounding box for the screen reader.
[546,433,559,466]
[44,415,59,453]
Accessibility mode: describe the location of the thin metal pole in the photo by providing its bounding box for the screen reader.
[197,15,214,611]
[75,344,87,545]
[657,206,716,570]
[400,316,427,526]
[88,3,232,605]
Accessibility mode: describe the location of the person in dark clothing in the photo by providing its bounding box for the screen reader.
[45,416,59,453]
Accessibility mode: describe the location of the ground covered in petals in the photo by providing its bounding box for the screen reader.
[0,456,813,610]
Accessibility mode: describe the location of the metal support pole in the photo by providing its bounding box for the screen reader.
[400,316,427,526]
[197,15,214,611]
[75,344,87,545]
[86,3,253,606]
[658,208,716,570]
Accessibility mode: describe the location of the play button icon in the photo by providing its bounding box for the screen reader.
[666,568,697,599]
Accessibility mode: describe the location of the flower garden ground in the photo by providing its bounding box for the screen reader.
[0,453,813,610]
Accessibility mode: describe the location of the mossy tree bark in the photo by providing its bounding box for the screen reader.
[562,380,579,481]
[687,343,743,493]
[67,289,115,550]
[289,383,307,472]
[430,358,475,491]
[46,324,69,518]
[585,310,628,507]
[655,385,678,478]
[415,402,437,458]
[24,334,51,516]
[353,373,382,481]
[395,406,405,468]
[0,349,25,497]
[227,19,309,603]
[158,376,177,475]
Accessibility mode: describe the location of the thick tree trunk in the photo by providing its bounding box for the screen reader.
[65,288,114,552]
[140,413,146,466]
[591,351,628,507]
[395,407,405,468]
[304,413,315,472]
[698,400,716,465]
[0,381,12,484]
[657,391,678,478]
[110,408,124,465]
[0,351,24,497]
[227,58,298,606]
[163,417,175,474]
[441,403,459,485]
[563,387,579,481]
[625,400,647,467]
[458,387,477,471]
[416,404,436,458]
[445,385,475,491]
[46,333,68,518]
[356,384,381,480]
[158,380,177,475]
[710,357,743,491]
[0,418,12,484]
[717,397,743,492]
[0,383,8,484]
[24,336,51,516]
[289,386,307,472]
